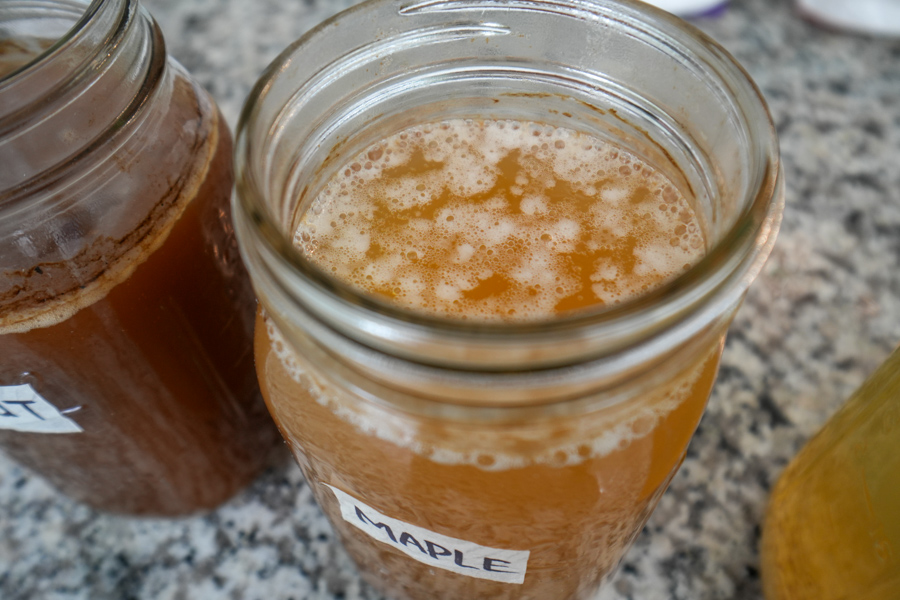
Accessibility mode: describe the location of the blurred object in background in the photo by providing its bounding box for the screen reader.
[797,0,900,35]
[761,345,900,600]
[639,0,729,16]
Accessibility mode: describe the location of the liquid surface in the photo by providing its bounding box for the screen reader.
[297,119,704,320]
[0,36,197,334]
[259,118,720,598]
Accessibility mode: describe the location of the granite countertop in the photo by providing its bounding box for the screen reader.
[3,0,900,598]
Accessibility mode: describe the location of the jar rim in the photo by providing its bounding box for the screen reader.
[0,0,105,84]
[235,0,783,370]
[0,0,167,209]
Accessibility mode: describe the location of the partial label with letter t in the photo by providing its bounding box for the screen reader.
[0,384,83,433]
[324,483,529,584]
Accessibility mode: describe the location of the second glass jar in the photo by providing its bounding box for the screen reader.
[0,0,281,515]
[234,0,783,597]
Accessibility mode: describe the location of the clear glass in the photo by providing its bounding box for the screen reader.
[0,0,281,515]
[761,346,900,599]
[234,0,783,597]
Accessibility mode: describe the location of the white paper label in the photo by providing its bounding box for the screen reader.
[0,384,83,434]
[325,484,529,584]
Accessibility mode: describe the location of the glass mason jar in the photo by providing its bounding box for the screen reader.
[761,345,900,600]
[234,0,783,598]
[0,0,281,515]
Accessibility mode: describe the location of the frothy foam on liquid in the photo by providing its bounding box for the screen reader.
[266,314,705,471]
[273,118,709,470]
[296,119,704,320]
[0,110,220,335]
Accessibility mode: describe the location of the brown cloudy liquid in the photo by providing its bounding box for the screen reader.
[256,119,723,598]
[0,52,281,515]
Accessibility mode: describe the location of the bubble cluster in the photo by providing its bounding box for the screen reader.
[265,313,709,471]
[296,119,705,321]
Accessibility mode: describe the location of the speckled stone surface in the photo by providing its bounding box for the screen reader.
[2,0,900,598]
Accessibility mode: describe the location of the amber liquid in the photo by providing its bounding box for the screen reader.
[761,348,900,600]
[257,119,723,598]
[0,75,281,515]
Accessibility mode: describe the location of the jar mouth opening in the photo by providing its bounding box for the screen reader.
[0,0,104,84]
[235,0,783,359]
[0,0,168,211]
